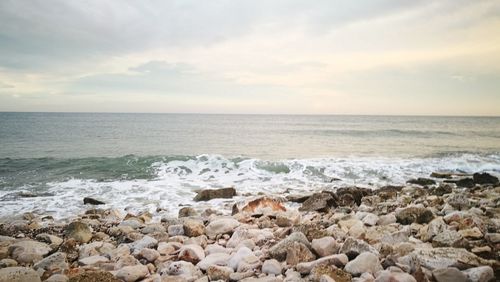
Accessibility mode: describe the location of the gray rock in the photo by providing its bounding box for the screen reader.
[9,240,52,264]
[432,267,467,282]
[0,267,41,282]
[463,266,495,282]
[35,234,63,250]
[339,237,379,257]
[269,232,311,261]
[115,264,149,282]
[420,217,447,242]
[33,252,68,273]
[405,248,495,270]
[168,224,185,236]
[139,248,159,262]
[286,242,316,266]
[128,235,158,253]
[344,252,382,276]
[311,236,337,257]
[193,187,236,201]
[262,259,282,275]
[432,230,466,248]
[44,274,68,282]
[205,218,240,238]
[228,247,253,270]
[64,222,92,243]
[377,214,397,225]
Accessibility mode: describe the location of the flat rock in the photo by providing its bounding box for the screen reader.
[0,267,41,282]
[405,247,495,270]
[83,197,105,205]
[196,253,231,271]
[115,264,149,282]
[296,254,348,274]
[432,267,467,282]
[205,218,240,238]
[432,230,467,248]
[299,192,336,212]
[9,240,52,264]
[78,255,109,266]
[194,187,236,201]
[375,270,416,282]
[407,178,436,186]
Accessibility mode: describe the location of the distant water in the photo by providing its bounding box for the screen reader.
[1,112,499,219]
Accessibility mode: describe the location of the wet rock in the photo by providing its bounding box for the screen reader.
[432,267,467,282]
[178,207,197,218]
[462,266,495,282]
[299,192,336,212]
[0,267,41,282]
[9,240,52,264]
[344,252,382,276]
[262,259,282,275]
[430,184,453,196]
[193,187,236,201]
[407,178,436,186]
[405,247,495,270]
[178,244,205,264]
[83,197,105,205]
[473,173,499,185]
[65,222,93,243]
[183,219,205,237]
[286,242,316,266]
[196,253,231,271]
[205,218,240,238]
[206,265,233,281]
[115,264,149,282]
[312,236,338,257]
[296,254,348,274]
[395,207,434,225]
[455,178,475,188]
[269,232,311,261]
[34,252,68,274]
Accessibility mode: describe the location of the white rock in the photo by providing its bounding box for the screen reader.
[344,252,382,276]
[206,265,234,281]
[157,242,181,256]
[79,242,116,259]
[129,235,158,253]
[206,218,240,238]
[168,224,185,236]
[116,264,149,282]
[432,267,467,282]
[197,253,231,271]
[228,247,253,270]
[361,213,379,226]
[262,259,282,275]
[311,237,337,257]
[205,244,231,255]
[463,266,495,282]
[9,240,52,264]
[78,255,109,266]
[139,248,160,262]
[178,244,206,264]
[166,260,199,278]
[375,270,416,282]
[377,214,397,225]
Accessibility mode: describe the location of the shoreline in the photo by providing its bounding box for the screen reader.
[0,173,499,281]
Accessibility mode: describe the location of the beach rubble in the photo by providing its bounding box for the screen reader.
[0,172,499,281]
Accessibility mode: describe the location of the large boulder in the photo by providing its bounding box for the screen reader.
[0,267,41,282]
[473,172,499,185]
[9,240,52,264]
[193,187,236,201]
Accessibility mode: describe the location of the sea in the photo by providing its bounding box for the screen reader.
[1,112,499,220]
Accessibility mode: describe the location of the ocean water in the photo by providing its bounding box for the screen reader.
[1,112,499,219]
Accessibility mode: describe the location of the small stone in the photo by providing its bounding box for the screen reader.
[377,214,397,225]
[262,259,282,275]
[183,219,205,237]
[432,267,467,282]
[463,266,495,282]
[361,213,379,226]
[206,265,234,281]
[344,252,382,276]
[35,234,63,250]
[471,246,491,254]
[484,233,500,243]
[312,236,337,257]
[178,244,205,264]
[228,247,253,270]
[157,242,180,256]
[115,264,149,282]
[128,235,158,253]
[375,270,416,282]
[0,267,41,282]
[459,227,483,239]
[65,222,93,243]
[299,192,336,212]
[432,230,466,248]
[68,270,119,282]
[339,237,379,259]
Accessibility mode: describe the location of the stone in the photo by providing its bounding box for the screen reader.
[236,254,260,273]
[405,248,494,270]
[463,266,495,282]
[314,267,352,282]
[335,187,372,207]
[196,253,231,271]
[473,172,499,185]
[35,234,63,250]
[312,236,337,257]
[205,218,240,238]
[141,224,166,234]
[227,227,274,248]
[128,235,157,253]
[396,207,434,225]
[183,219,205,237]
[344,252,382,276]
[68,270,119,282]
[407,178,436,186]
[485,233,500,243]
[447,194,470,210]
[286,241,316,266]
[236,197,287,214]
[45,274,69,282]
[432,267,467,282]
[178,207,197,218]
[139,248,159,262]
[0,267,42,282]
[168,225,184,236]
[262,259,282,275]
[83,197,105,205]
[455,178,475,188]
[420,217,447,242]
[430,184,453,196]
[228,247,253,270]
[178,244,205,264]
[193,187,236,201]
[339,237,379,259]
[361,213,379,226]
[78,255,109,266]
[78,241,116,259]
[458,227,483,239]
[296,254,348,274]
[377,214,397,225]
[206,265,233,281]
[432,230,467,248]
[299,192,336,212]
[269,232,311,261]
[9,240,52,264]
[374,270,416,282]
[115,264,149,282]
[65,222,93,243]
[0,259,17,268]
[33,252,68,273]
[165,261,201,280]
[157,242,180,256]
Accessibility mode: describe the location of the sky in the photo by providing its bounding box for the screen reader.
[0,0,499,115]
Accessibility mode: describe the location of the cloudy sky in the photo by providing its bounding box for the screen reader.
[0,0,499,115]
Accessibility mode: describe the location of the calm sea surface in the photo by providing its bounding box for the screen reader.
[1,112,499,218]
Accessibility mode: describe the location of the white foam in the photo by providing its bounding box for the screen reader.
[1,153,499,220]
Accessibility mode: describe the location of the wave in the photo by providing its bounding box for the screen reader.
[1,152,499,219]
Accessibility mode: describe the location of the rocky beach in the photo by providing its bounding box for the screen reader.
[0,172,499,282]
